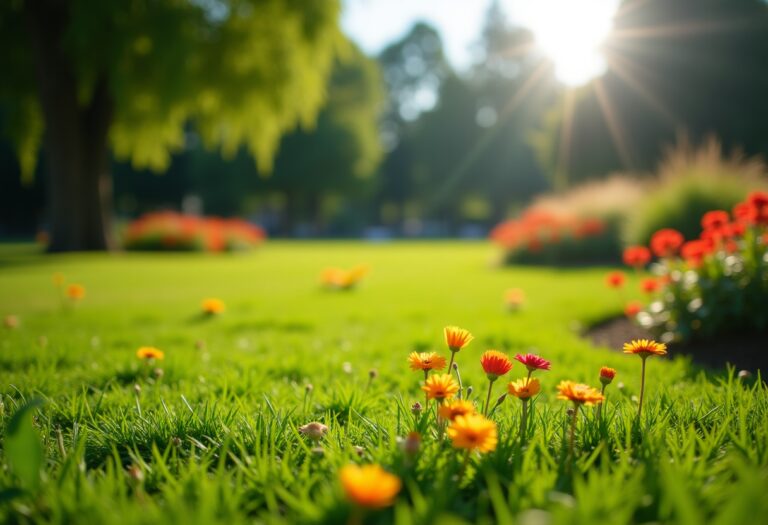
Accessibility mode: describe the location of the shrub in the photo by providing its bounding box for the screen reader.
[123,212,266,252]
[491,176,645,265]
[624,138,767,245]
[627,191,768,343]
[490,209,619,265]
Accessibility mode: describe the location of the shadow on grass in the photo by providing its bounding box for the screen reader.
[583,315,768,379]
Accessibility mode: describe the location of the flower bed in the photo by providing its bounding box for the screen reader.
[123,212,266,252]
[624,191,768,342]
[490,210,620,265]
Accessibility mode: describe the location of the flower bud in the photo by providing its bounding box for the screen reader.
[411,402,423,417]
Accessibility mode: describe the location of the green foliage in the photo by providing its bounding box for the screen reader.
[0,0,345,178]
[625,176,749,245]
[623,142,766,245]
[0,242,767,523]
[3,398,45,491]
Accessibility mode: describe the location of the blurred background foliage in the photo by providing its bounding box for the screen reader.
[1,0,768,250]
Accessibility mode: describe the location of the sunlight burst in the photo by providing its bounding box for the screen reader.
[517,0,619,86]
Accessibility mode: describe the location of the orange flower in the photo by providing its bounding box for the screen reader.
[201,298,225,315]
[438,399,476,421]
[136,346,165,360]
[480,350,513,380]
[67,284,85,300]
[556,381,604,406]
[624,301,643,318]
[421,373,459,401]
[599,367,616,385]
[507,377,540,399]
[408,352,447,372]
[444,326,474,352]
[622,339,667,358]
[321,265,367,290]
[446,413,498,453]
[339,464,401,509]
[605,271,625,288]
[504,288,525,309]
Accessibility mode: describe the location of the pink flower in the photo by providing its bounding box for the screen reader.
[514,353,551,372]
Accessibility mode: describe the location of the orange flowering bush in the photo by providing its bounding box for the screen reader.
[623,191,768,342]
[124,212,266,252]
[490,209,620,265]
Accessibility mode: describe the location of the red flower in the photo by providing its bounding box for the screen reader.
[480,350,513,380]
[650,229,684,258]
[747,191,768,212]
[624,301,643,318]
[641,278,660,294]
[701,210,730,231]
[514,353,551,372]
[599,367,616,384]
[605,271,626,288]
[680,239,710,267]
[622,246,651,268]
[733,202,758,226]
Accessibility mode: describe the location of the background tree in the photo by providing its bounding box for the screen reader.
[0,0,345,251]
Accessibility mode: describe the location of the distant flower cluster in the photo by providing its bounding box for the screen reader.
[124,212,266,252]
[320,265,369,290]
[608,191,768,342]
[490,210,605,253]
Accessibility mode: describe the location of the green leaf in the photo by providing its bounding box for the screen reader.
[4,398,45,491]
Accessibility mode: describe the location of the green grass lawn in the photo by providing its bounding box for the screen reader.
[1,242,766,524]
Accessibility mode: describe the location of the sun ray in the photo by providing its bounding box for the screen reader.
[603,51,679,128]
[427,60,555,209]
[555,89,575,190]
[593,77,633,170]
[610,18,750,42]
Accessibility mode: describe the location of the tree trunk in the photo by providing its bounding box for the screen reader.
[25,0,114,252]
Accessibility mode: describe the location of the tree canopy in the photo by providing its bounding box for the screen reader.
[0,0,346,180]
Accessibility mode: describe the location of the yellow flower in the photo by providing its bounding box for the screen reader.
[408,352,447,372]
[507,377,540,400]
[67,284,85,300]
[438,399,476,421]
[339,464,401,509]
[421,373,459,401]
[622,339,667,357]
[556,381,604,406]
[446,413,498,452]
[52,273,65,286]
[444,326,473,352]
[201,298,225,315]
[136,346,164,360]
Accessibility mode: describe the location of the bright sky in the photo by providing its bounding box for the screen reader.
[342,0,620,86]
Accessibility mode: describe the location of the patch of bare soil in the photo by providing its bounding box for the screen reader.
[586,317,767,374]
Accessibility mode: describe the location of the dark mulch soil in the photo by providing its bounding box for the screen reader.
[585,317,768,375]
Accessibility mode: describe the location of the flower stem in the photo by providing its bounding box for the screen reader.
[458,449,471,484]
[568,404,578,469]
[447,351,456,375]
[596,384,606,422]
[424,370,429,408]
[638,356,647,420]
[519,399,529,444]
[483,378,496,416]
